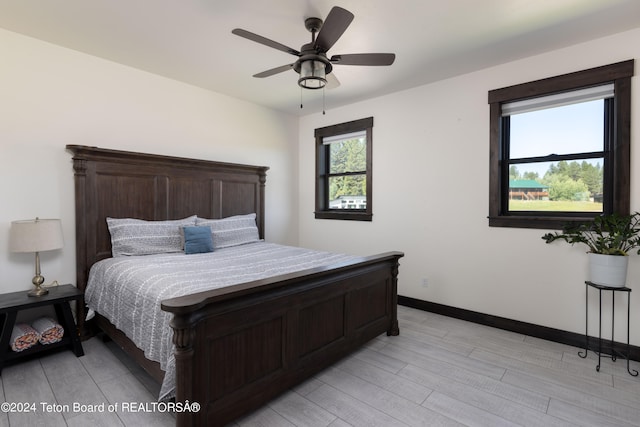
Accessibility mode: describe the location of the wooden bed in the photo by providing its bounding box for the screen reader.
[67,145,403,426]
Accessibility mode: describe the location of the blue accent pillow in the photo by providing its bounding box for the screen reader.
[182,226,214,254]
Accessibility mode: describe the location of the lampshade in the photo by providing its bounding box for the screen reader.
[9,218,64,253]
[10,218,63,297]
[298,60,327,89]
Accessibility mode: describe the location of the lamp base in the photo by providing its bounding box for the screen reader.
[29,273,48,297]
[28,285,49,297]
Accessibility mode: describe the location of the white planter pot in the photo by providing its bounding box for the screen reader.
[588,253,629,288]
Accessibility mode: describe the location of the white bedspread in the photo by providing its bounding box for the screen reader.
[85,242,355,400]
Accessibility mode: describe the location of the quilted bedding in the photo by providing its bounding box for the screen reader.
[85,242,354,400]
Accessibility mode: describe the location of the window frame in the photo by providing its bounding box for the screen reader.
[488,60,633,229]
[315,117,373,221]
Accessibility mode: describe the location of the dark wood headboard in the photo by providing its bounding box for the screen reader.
[66,145,269,300]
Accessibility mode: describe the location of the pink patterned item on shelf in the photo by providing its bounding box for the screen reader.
[31,317,64,345]
[10,323,40,352]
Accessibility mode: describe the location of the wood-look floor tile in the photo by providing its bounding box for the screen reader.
[562,349,640,381]
[400,324,475,356]
[422,391,521,427]
[316,366,462,427]
[2,359,67,426]
[349,346,408,374]
[378,339,507,389]
[546,398,638,427]
[236,406,296,426]
[97,372,174,427]
[335,356,433,404]
[402,365,573,427]
[396,314,449,339]
[477,348,639,409]
[388,335,507,380]
[502,370,640,425]
[418,312,526,344]
[327,418,353,427]
[39,350,120,425]
[268,391,338,427]
[611,372,640,395]
[470,347,613,386]
[78,337,131,384]
[293,377,325,397]
[305,383,411,427]
[65,410,125,427]
[445,330,565,362]
[397,363,550,414]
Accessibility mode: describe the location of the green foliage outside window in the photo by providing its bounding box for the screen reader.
[329,138,366,201]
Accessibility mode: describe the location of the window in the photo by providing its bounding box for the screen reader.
[315,117,373,221]
[488,60,633,229]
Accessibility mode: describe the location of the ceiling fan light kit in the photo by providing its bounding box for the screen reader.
[232,5,395,98]
[298,59,328,89]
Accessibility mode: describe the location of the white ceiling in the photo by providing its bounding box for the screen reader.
[1,0,639,116]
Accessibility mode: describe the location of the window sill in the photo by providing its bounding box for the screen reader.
[314,211,373,221]
[488,215,594,230]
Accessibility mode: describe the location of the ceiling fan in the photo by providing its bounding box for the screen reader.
[232,6,395,90]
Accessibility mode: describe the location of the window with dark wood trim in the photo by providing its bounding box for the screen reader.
[488,60,633,229]
[315,117,373,221]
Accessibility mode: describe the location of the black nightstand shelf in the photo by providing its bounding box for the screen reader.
[0,284,84,374]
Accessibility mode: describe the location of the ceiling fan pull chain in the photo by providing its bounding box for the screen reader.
[322,87,326,115]
[300,87,304,109]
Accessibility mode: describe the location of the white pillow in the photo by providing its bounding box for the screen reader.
[107,216,197,257]
[195,213,260,249]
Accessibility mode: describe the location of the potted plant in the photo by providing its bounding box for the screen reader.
[542,212,640,287]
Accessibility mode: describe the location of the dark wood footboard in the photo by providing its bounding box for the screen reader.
[162,251,402,427]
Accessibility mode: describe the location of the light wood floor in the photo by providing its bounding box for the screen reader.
[1,305,639,426]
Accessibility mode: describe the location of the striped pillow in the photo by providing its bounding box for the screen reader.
[195,213,260,249]
[107,216,197,257]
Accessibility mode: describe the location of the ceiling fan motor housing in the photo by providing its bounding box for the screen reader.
[294,43,333,74]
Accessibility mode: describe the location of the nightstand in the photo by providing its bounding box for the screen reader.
[0,284,84,373]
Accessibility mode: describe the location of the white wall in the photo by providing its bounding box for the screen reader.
[0,28,299,294]
[299,28,640,345]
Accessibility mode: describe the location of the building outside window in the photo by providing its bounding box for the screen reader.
[315,117,373,221]
[329,195,367,209]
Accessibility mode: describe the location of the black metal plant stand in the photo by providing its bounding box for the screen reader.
[579,281,638,376]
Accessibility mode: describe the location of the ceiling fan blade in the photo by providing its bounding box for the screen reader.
[330,53,396,66]
[232,28,300,56]
[314,6,354,52]
[253,64,294,78]
[326,73,340,89]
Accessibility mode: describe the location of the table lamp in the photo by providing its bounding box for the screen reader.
[9,218,64,297]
